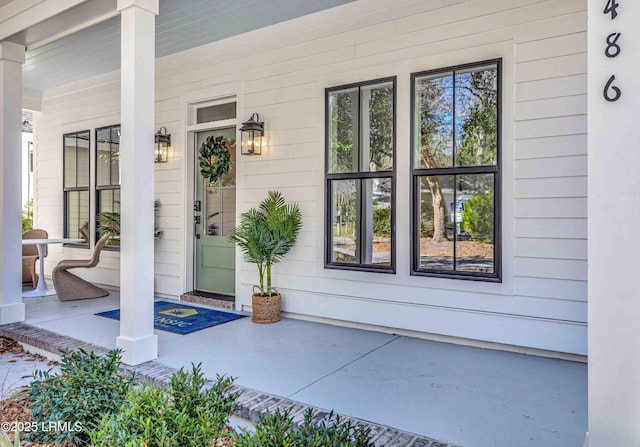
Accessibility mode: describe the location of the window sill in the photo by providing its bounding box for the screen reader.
[325,263,395,274]
[411,269,501,283]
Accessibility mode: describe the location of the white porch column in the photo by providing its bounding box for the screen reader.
[115,0,158,365]
[0,41,25,325]
[588,1,640,446]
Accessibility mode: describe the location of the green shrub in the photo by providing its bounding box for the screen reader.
[21,200,33,233]
[233,408,374,447]
[90,364,238,447]
[461,189,494,242]
[420,217,434,238]
[372,206,391,237]
[28,348,134,446]
[420,199,435,238]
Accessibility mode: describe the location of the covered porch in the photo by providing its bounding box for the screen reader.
[4,291,587,447]
[1,0,639,446]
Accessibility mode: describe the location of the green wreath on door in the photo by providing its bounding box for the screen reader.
[198,135,231,185]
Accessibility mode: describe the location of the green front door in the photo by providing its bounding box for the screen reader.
[195,128,236,295]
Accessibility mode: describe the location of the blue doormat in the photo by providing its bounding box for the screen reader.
[96,300,245,335]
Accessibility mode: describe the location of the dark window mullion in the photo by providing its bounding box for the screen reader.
[413,165,497,177]
[326,179,332,264]
[356,178,363,265]
[413,174,419,272]
[327,171,393,181]
[76,189,81,237]
[108,140,112,186]
[452,69,457,169]
[357,85,362,173]
[452,174,457,272]
[63,191,68,238]
[74,137,79,189]
[451,71,457,271]
[356,86,363,263]
[96,191,101,243]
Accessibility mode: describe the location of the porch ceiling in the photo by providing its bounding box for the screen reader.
[20,0,354,93]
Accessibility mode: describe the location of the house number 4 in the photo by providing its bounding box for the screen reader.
[603,0,621,102]
[604,0,618,19]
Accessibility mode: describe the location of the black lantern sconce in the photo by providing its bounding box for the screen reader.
[239,113,264,156]
[154,127,171,163]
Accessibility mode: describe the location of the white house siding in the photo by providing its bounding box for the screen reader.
[34,0,588,355]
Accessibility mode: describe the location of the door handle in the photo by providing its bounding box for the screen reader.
[194,215,201,239]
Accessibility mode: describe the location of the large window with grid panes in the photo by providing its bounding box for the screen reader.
[411,59,501,281]
[325,77,396,273]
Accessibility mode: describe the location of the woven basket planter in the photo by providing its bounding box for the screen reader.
[251,291,281,323]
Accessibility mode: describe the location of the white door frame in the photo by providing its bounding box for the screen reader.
[181,83,243,295]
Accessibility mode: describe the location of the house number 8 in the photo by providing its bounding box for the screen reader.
[605,32,621,58]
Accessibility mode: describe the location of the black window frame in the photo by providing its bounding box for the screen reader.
[62,130,91,248]
[95,124,121,251]
[324,76,397,274]
[410,59,502,282]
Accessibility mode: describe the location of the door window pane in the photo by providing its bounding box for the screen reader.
[197,128,236,237]
[205,186,236,237]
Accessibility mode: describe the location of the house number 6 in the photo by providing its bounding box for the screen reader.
[604,75,621,102]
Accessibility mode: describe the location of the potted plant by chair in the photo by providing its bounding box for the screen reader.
[229,191,302,323]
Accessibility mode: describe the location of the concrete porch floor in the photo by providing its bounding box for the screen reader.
[19,289,586,447]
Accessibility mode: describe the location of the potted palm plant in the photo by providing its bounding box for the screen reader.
[229,191,302,323]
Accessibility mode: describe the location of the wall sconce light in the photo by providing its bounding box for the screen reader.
[239,113,264,156]
[154,126,171,163]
